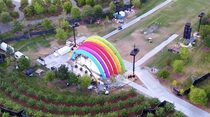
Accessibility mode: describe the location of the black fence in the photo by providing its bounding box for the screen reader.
[0,106,29,117]
[173,73,210,96]
[193,73,210,86]
[0,29,55,43]
[140,101,167,117]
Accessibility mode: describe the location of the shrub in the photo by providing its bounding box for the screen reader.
[155,107,165,117]
[19,95,27,102]
[0,12,12,23]
[149,98,160,106]
[157,70,170,79]
[165,102,175,112]
[77,0,85,7]
[172,60,184,73]
[147,113,154,117]
[11,92,20,98]
[27,99,36,107]
[121,109,128,117]
[37,101,44,109]
[48,4,57,14]
[2,113,10,117]
[189,87,208,105]
[171,111,185,117]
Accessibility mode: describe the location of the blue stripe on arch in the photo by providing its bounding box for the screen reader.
[71,49,107,80]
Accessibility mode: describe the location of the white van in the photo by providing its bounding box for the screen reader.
[14,51,29,59]
[0,42,15,53]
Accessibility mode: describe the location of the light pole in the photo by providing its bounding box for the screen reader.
[69,22,80,47]
[198,12,205,33]
[130,45,139,77]
[113,0,120,15]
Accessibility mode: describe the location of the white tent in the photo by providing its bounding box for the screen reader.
[56,46,71,56]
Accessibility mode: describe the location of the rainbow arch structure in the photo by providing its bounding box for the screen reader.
[71,36,125,80]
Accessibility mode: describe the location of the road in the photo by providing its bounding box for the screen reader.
[13,0,24,21]
[103,0,172,39]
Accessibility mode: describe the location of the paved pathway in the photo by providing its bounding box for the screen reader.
[13,0,24,21]
[133,68,210,117]
[136,34,179,66]
[103,0,172,39]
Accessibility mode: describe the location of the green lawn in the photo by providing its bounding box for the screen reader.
[12,34,54,52]
[109,0,210,41]
[136,0,165,16]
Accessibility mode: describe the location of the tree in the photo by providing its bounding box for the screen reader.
[93,4,103,18]
[157,70,169,79]
[23,6,34,17]
[77,0,85,7]
[12,20,23,33]
[55,65,69,80]
[81,5,94,22]
[0,12,12,23]
[109,1,115,14]
[33,2,44,14]
[63,1,72,14]
[180,48,189,60]
[59,19,69,30]
[44,71,55,82]
[132,0,141,9]
[79,75,91,89]
[55,28,68,40]
[21,0,29,9]
[155,107,165,117]
[48,4,57,14]
[17,56,30,71]
[172,60,184,73]
[0,0,7,13]
[86,0,94,6]
[4,0,12,8]
[189,87,208,105]
[68,72,78,85]
[71,7,81,19]
[42,18,52,29]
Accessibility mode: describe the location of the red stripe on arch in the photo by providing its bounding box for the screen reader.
[81,42,118,75]
[80,43,114,76]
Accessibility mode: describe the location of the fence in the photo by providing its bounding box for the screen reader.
[0,29,55,43]
[0,106,29,117]
[173,73,210,96]
[140,101,167,117]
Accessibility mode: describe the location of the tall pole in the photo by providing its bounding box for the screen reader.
[198,12,205,33]
[73,26,76,47]
[198,17,203,32]
[133,54,135,77]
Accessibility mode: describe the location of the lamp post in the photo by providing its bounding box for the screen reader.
[198,12,205,33]
[130,45,139,77]
[69,22,80,47]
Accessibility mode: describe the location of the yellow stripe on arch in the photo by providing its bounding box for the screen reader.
[85,37,122,73]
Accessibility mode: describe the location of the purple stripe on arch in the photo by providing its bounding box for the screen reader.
[78,46,110,78]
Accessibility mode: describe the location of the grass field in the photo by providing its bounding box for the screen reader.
[108,0,210,62]
[109,0,210,41]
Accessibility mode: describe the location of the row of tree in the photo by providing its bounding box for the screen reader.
[44,65,91,89]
